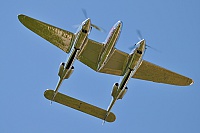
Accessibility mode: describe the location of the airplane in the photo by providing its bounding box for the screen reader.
[18,14,193,123]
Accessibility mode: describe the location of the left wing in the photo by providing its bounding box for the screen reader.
[18,14,75,53]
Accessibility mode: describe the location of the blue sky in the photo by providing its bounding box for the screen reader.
[1,0,200,132]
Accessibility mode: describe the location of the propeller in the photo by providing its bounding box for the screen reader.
[128,30,143,50]
[129,30,160,52]
[82,8,88,19]
[145,44,160,52]
[82,9,106,32]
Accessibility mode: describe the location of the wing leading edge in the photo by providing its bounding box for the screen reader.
[18,14,75,53]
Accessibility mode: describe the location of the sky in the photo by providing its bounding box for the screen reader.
[1,0,200,132]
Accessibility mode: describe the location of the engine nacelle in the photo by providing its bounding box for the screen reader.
[118,86,128,100]
[111,83,119,98]
[64,66,74,79]
[58,62,65,77]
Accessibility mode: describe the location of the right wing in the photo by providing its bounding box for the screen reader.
[78,40,193,86]
[18,14,75,53]
[133,60,193,86]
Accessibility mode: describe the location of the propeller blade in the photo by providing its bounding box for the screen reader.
[91,24,106,32]
[146,45,160,52]
[82,8,88,19]
[136,30,143,40]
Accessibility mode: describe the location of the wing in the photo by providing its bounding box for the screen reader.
[133,60,193,86]
[77,39,104,71]
[78,40,193,86]
[99,49,129,76]
[18,14,75,53]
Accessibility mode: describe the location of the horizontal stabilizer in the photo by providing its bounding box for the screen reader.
[44,90,116,122]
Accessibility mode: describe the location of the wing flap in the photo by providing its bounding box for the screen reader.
[133,60,193,86]
[99,49,129,76]
[18,14,74,53]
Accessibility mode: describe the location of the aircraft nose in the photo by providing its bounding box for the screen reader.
[117,21,123,28]
[141,39,145,44]
[140,39,146,49]
[84,18,91,26]
[114,21,123,31]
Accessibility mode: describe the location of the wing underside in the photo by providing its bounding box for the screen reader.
[77,41,129,76]
[18,14,74,53]
[133,60,193,86]
[77,39,104,71]
[99,49,129,76]
[91,49,193,86]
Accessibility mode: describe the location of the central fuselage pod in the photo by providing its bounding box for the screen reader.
[98,21,122,70]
